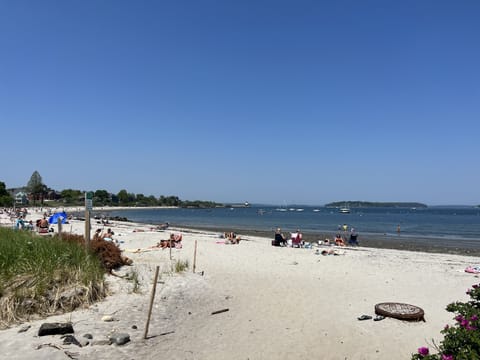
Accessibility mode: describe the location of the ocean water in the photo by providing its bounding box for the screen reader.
[106,205,480,245]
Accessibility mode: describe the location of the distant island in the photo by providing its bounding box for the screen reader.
[325,201,428,208]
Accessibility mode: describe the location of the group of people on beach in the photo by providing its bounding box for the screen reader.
[223,231,242,244]
[272,228,304,247]
[150,232,183,249]
[93,228,116,243]
[272,225,360,248]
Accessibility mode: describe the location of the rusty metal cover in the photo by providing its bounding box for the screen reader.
[375,302,425,321]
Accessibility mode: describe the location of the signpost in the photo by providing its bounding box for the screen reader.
[85,191,94,244]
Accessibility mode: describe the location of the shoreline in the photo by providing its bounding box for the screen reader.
[171,225,480,257]
[10,206,480,256]
[87,205,480,256]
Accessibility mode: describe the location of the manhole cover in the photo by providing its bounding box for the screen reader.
[375,302,425,321]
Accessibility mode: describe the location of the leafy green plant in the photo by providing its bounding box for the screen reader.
[412,283,480,360]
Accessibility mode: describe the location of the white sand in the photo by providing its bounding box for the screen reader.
[1,209,479,359]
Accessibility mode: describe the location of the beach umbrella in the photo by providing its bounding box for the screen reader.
[48,211,68,224]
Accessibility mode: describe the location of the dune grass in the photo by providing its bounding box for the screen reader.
[0,227,106,328]
[173,259,189,273]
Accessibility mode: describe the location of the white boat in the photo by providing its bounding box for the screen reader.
[339,203,350,213]
[313,209,320,212]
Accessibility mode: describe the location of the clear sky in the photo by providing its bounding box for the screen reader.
[1,1,479,206]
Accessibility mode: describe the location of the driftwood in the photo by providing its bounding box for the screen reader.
[211,308,229,315]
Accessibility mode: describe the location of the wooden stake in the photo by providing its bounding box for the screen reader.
[144,265,160,339]
[57,218,62,240]
[85,209,91,246]
[193,239,198,273]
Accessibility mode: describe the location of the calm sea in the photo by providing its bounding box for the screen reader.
[104,205,480,250]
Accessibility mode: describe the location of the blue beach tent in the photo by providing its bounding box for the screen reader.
[48,211,68,224]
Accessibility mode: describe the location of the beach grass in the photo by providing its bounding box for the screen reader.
[0,228,107,328]
[173,259,189,273]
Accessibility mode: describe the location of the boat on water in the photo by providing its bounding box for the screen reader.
[228,201,250,208]
[339,203,350,214]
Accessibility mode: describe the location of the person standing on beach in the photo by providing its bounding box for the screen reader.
[349,228,359,246]
[397,224,401,235]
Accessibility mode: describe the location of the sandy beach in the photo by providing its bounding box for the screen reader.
[1,208,479,359]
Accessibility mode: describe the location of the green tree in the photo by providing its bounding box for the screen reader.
[60,189,83,205]
[147,195,158,206]
[26,171,46,205]
[117,189,130,205]
[0,181,13,207]
[94,190,110,206]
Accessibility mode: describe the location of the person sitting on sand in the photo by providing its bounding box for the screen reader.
[102,228,115,242]
[170,232,183,248]
[225,231,241,244]
[151,233,183,249]
[273,228,286,247]
[291,229,303,248]
[93,229,102,241]
[335,234,346,247]
[25,220,34,231]
[38,216,49,232]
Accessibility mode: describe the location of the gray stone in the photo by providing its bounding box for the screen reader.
[83,333,93,339]
[18,325,31,333]
[91,339,112,346]
[109,333,130,345]
[78,338,90,347]
[61,334,82,347]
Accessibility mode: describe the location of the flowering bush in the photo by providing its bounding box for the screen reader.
[412,283,480,359]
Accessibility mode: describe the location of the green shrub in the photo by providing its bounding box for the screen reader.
[412,283,480,360]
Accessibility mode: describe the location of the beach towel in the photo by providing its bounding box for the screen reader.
[465,265,480,274]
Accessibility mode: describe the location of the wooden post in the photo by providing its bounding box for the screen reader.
[144,265,160,339]
[57,217,62,240]
[85,210,91,246]
[193,239,197,273]
[169,237,172,260]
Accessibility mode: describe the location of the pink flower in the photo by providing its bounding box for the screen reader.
[444,324,450,330]
[418,347,429,356]
[441,354,453,360]
[471,315,478,322]
[472,284,479,289]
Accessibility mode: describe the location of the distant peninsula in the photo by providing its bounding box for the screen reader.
[325,201,428,208]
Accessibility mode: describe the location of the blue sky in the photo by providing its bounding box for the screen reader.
[1,1,479,206]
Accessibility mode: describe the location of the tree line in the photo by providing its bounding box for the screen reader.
[0,171,222,209]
